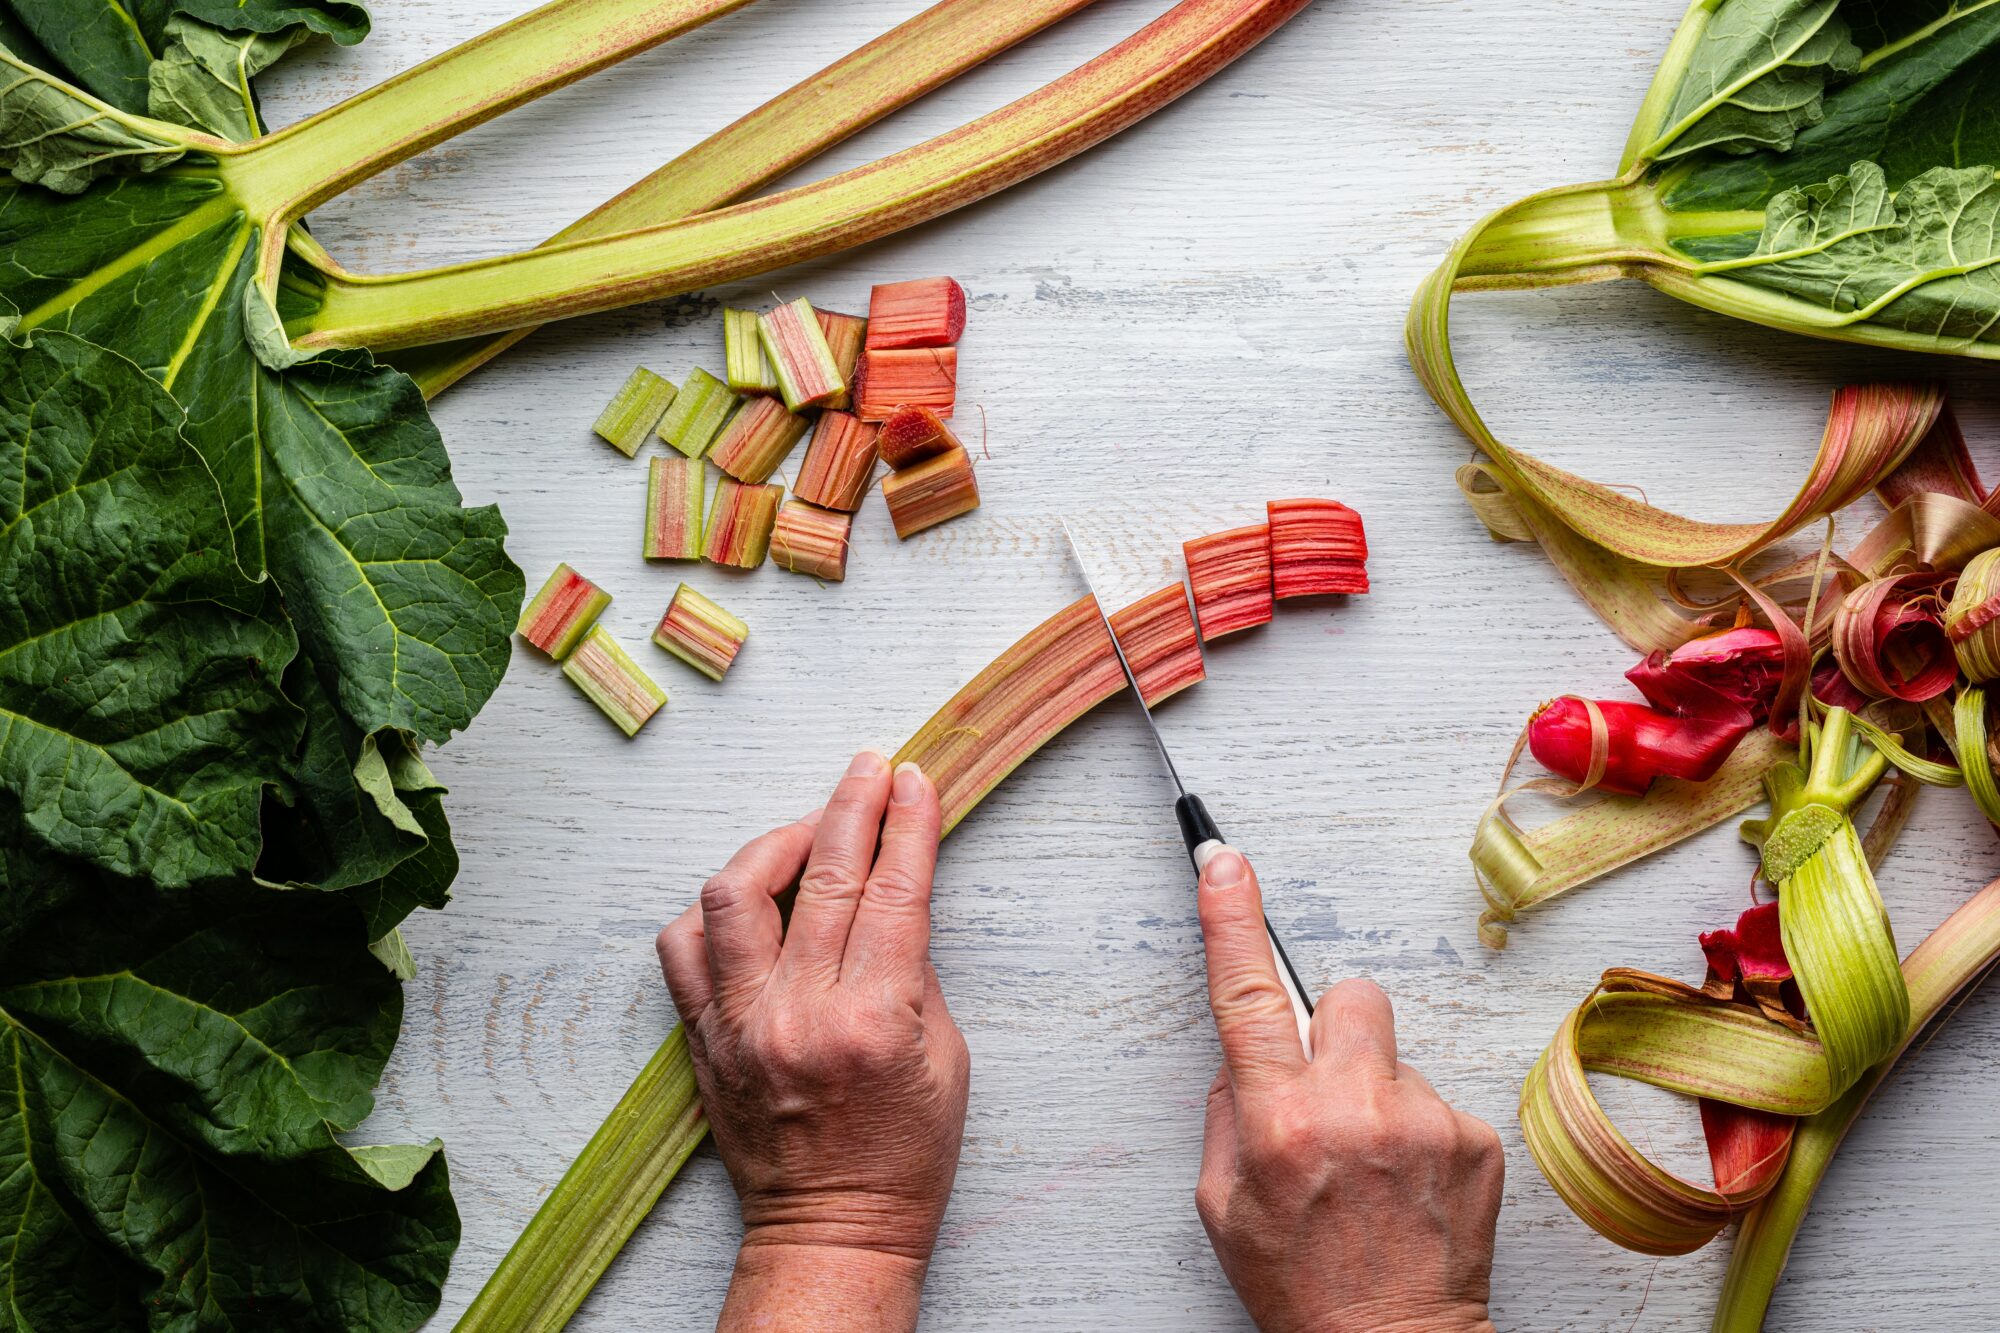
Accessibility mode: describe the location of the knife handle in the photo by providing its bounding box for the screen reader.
[1176,795,1316,1056]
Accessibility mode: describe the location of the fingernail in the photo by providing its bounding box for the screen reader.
[1204,848,1247,888]
[892,762,926,805]
[847,748,889,778]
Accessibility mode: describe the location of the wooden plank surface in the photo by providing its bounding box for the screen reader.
[258,1,2000,1327]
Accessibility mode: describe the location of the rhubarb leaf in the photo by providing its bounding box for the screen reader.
[0,170,525,744]
[0,331,298,888]
[1724,161,2000,342]
[149,15,317,141]
[1643,0,1859,162]
[0,832,458,1330]
[0,0,368,114]
[0,46,186,193]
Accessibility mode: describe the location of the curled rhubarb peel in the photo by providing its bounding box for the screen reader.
[457,580,1208,1329]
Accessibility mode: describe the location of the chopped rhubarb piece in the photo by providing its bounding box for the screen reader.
[1183,523,1273,641]
[724,309,778,395]
[563,626,667,737]
[1268,498,1369,598]
[656,368,741,458]
[1109,585,1206,706]
[653,583,748,681]
[794,411,880,512]
[815,309,868,411]
[518,563,611,661]
[759,298,847,411]
[855,347,958,422]
[703,477,784,569]
[644,456,704,561]
[593,367,677,457]
[771,500,853,581]
[708,395,811,484]
[882,444,979,539]
[877,404,962,470]
[866,277,966,350]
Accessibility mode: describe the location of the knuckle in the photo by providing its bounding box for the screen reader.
[866,865,929,909]
[796,861,861,903]
[1193,1176,1229,1229]
[1460,1113,1504,1163]
[700,872,749,916]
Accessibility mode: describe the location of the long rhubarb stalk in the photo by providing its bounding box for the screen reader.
[292,0,1317,351]
[401,0,1100,397]
[459,583,1208,1330]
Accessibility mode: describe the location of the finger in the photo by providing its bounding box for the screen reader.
[1307,978,1398,1079]
[700,818,819,1011]
[778,750,894,985]
[657,905,710,1022]
[843,762,943,999]
[1196,847,1306,1094]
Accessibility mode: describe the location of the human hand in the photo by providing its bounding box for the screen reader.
[1192,848,1503,1333]
[656,750,969,1331]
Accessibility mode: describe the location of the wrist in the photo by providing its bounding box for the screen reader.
[721,1239,929,1333]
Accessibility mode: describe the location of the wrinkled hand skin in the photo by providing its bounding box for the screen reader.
[657,750,970,1332]
[1193,849,1503,1333]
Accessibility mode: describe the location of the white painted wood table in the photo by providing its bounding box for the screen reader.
[263,2,2000,1327]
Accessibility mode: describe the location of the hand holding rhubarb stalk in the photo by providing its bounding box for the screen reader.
[656,751,969,1331]
[1193,849,1503,1333]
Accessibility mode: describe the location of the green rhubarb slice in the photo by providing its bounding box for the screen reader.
[561,626,666,737]
[652,584,748,680]
[656,368,740,459]
[593,367,678,456]
[724,308,777,394]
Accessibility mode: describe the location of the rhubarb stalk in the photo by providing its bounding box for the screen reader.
[1108,586,1206,705]
[653,584,749,680]
[644,457,704,561]
[759,298,847,412]
[519,564,611,660]
[657,368,740,460]
[593,367,677,457]
[562,626,668,737]
[703,477,784,569]
[855,348,958,422]
[867,276,966,349]
[1268,498,1369,598]
[794,411,879,512]
[769,501,852,582]
[882,444,980,538]
[815,309,869,411]
[708,395,810,485]
[877,405,963,470]
[724,309,778,395]
[1183,523,1272,640]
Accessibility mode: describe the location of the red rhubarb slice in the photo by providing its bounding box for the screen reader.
[1268,498,1368,598]
[1183,523,1273,640]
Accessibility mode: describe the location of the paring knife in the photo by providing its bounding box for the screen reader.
[1061,522,1315,1055]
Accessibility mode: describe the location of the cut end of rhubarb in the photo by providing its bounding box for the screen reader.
[593,367,677,457]
[760,298,847,412]
[795,410,880,512]
[867,277,966,350]
[519,563,611,660]
[644,456,705,561]
[877,404,962,470]
[815,309,868,411]
[1268,499,1369,599]
[709,394,811,485]
[657,367,742,459]
[856,347,958,422]
[1184,523,1274,641]
[654,583,748,681]
[724,308,778,395]
[771,500,853,582]
[563,626,667,737]
[1109,585,1206,706]
[883,444,980,539]
[703,477,785,569]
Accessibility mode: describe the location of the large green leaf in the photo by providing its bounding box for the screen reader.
[0,832,457,1331]
[1665,0,2000,210]
[1642,0,1859,162]
[0,0,369,114]
[1720,160,2000,340]
[0,173,524,744]
[0,331,297,888]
